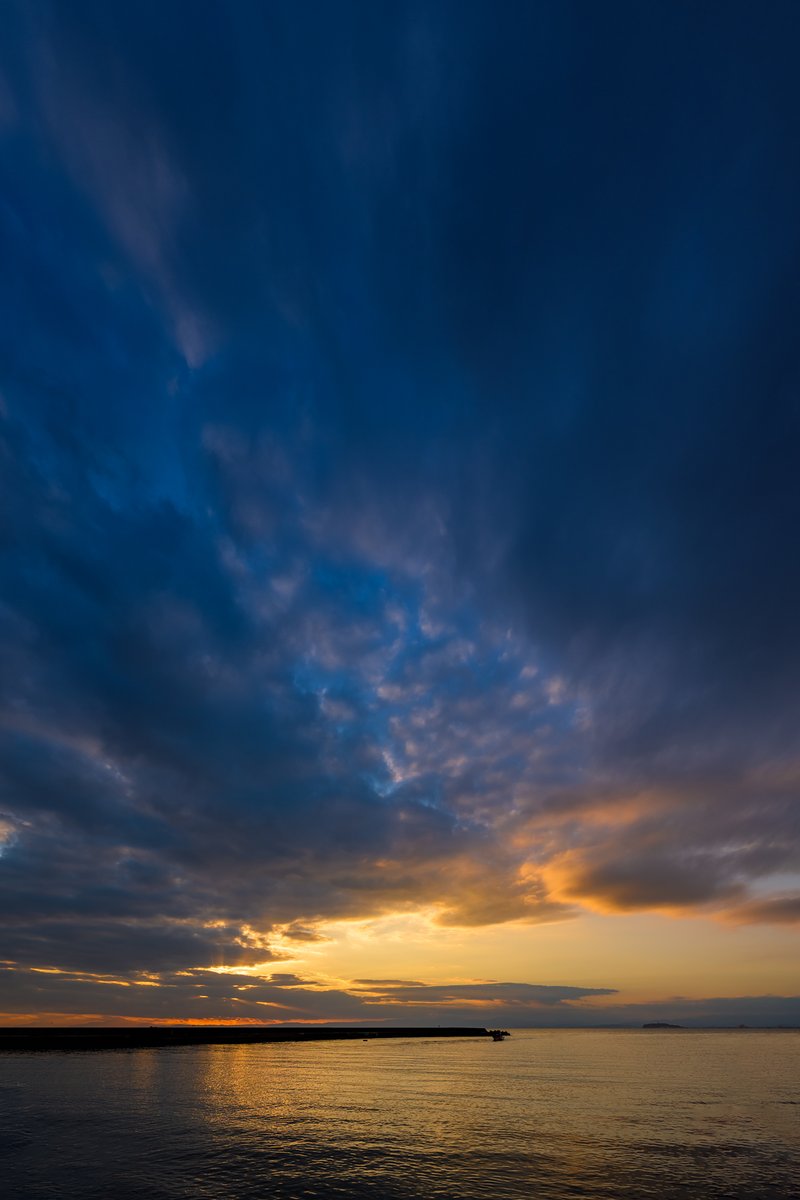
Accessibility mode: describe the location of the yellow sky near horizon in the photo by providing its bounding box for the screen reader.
[273,908,800,1003]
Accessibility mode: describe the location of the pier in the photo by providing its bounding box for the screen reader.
[0,1026,508,1052]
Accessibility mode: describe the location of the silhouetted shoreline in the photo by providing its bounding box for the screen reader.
[0,1026,502,1052]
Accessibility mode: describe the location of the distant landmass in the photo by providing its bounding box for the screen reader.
[642,1022,683,1029]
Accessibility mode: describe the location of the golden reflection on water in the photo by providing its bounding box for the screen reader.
[1,1030,799,1199]
[185,1030,800,1195]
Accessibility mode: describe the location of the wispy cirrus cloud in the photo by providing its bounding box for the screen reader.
[0,963,617,1025]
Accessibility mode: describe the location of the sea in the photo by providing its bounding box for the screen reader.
[1,1029,798,1199]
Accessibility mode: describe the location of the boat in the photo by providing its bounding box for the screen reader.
[488,1029,510,1041]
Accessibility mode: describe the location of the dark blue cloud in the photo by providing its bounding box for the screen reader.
[1,1,799,1015]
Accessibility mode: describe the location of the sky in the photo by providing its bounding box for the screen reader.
[0,1,799,1028]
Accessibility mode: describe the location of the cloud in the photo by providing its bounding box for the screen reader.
[0,964,616,1025]
[0,1,799,1019]
[348,980,616,1007]
[723,895,800,926]
[1,961,797,1028]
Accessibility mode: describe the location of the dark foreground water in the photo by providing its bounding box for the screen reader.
[1,1029,798,1199]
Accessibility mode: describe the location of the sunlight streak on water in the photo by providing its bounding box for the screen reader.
[1,1030,798,1198]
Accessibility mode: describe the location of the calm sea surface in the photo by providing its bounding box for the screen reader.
[1,1029,798,1199]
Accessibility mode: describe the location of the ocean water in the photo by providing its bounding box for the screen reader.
[1,1029,798,1199]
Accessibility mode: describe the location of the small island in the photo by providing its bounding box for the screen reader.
[642,1022,683,1029]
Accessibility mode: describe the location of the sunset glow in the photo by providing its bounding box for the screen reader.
[1,0,799,1033]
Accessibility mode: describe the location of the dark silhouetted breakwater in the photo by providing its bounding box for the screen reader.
[0,1025,499,1052]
